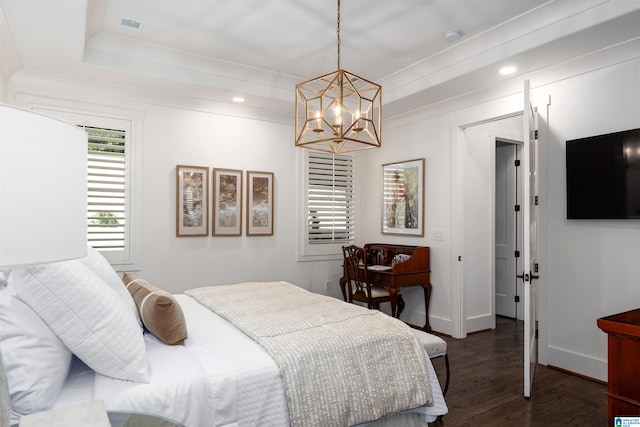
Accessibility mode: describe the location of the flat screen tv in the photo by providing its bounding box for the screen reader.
[566,128,640,219]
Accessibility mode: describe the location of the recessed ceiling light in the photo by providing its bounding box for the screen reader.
[499,66,517,76]
[232,97,245,103]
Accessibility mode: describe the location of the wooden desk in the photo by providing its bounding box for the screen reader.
[340,243,432,332]
[597,308,640,425]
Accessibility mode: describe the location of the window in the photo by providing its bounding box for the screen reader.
[308,151,354,244]
[29,104,140,269]
[299,150,355,260]
[85,126,127,254]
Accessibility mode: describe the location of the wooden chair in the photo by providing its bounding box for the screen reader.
[341,245,405,318]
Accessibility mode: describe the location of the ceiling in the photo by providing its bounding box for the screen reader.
[2,0,640,119]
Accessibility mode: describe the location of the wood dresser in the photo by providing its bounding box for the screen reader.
[597,308,640,425]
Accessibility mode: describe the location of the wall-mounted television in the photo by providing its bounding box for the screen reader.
[566,128,640,219]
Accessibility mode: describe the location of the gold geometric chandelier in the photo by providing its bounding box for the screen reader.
[295,0,382,154]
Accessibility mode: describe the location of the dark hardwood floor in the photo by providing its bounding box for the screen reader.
[428,316,607,427]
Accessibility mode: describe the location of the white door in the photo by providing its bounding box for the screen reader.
[523,80,539,398]
[495,142,517,318]
[462,125,496,333]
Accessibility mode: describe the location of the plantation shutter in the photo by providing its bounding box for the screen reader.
[307,151,354,244]
[85,126,126,252]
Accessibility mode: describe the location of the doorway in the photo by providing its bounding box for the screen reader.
[495,138,523,320]
[460,117,523,334]
[453,82,539,398]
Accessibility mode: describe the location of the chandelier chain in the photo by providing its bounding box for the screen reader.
[337,0,341,70]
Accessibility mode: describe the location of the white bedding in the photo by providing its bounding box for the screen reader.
[187,282,438,426]
[53,294,289,427]
[52,294,446,427]
[173,294,289,426]
[55,335,210,426]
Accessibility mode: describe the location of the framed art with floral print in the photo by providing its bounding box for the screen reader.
[246,170,274,236]
[212,168,242,236]
[176,165,209,236]
[381,158,424,236]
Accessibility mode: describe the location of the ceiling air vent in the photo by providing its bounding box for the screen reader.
[119,18,142,36]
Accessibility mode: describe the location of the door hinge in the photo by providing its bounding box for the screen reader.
[458,255,462,261]
[515,159,520,167]
[515,295,520,303]
[515,250,520,258]
[535,195,539,206]
[534,129,539,139]
[515,204,520,212]
[535,328,539,339]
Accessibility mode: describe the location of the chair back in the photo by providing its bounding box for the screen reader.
[342,245,372,301]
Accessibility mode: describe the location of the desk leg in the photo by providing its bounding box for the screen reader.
[422,283,432,332]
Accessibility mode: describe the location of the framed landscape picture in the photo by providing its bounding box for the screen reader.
[212,168,242,236]
[381,158,424,236]
[176,165,209,236]
[246,171,274,236]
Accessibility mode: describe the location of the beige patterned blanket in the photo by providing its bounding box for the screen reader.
[186,281,432,427]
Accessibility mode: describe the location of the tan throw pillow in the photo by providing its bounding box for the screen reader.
[122,273,188,345]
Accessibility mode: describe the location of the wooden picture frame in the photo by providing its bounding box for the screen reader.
[212,168,243,236]
[381,158,424,236]
[246,171,274,236]
[176,165,209,236]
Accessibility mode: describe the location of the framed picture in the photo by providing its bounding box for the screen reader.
[176,165,209,236]
[212,168,243,236]
[246,171,274,236]
[381,158,424,236]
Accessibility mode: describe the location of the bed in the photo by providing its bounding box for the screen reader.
[0,247,447,426]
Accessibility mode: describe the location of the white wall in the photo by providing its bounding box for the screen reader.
[360,91,525,336]
[0,1,20,103]
[357,113,455,333]
[462,124,496,332]
[540,59,640,380]
[7,70,345,298]
[360,56,640,381]
[7,45,640,382]
[0,6,7,102]
[0,69,5,102]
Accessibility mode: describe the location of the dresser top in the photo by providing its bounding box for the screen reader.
[597,308,640,337]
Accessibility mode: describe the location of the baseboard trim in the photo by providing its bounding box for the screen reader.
[466,313,494,333]
[545,345,607,382]
[547,364,607,386]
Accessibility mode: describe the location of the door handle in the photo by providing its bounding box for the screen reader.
[517,272,539,282]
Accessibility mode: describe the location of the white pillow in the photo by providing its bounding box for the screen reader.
[13,261,150,383]
[0,284,73,420]
[79,245,142,331]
